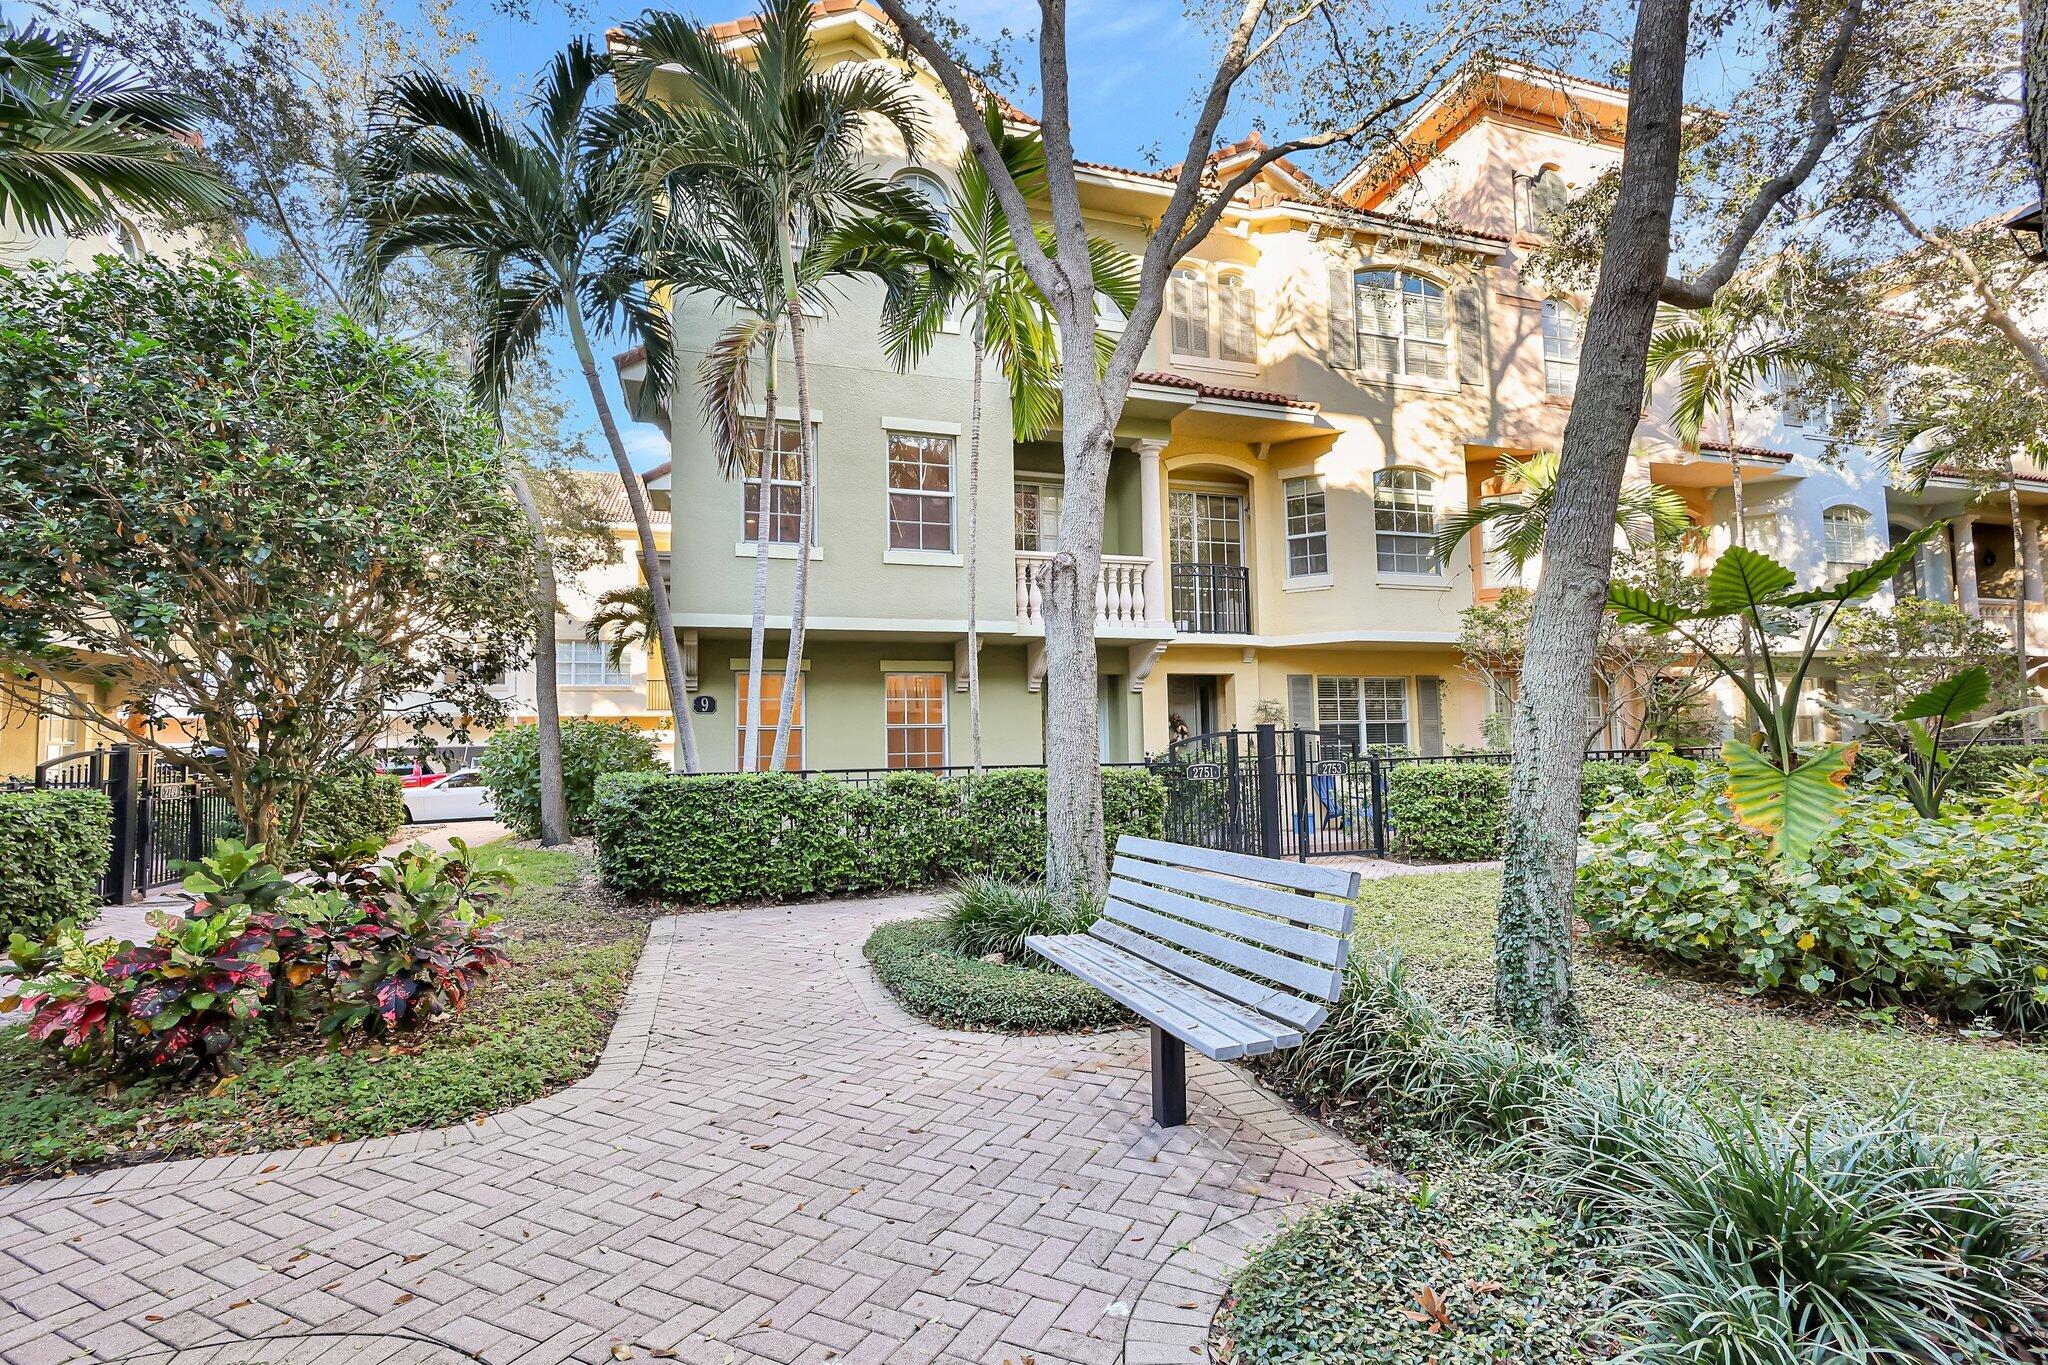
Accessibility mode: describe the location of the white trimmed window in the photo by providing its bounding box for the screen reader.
[1217,271,1256,363]
[556,640,630,687]
[1284,476,1329,578]
[1481,495,1523,586]
[1525,167,1568,233]
[894,169,950,230]
[735,672,802,771]
[742,420,803,546]
[1170,267,1210,357]
[1541,298,1580,398]
[1356,269,1449,379]
[1316,676,1410,754]
[884,672,947,769]
[1015,480,1062,552]
[886,432,955,552]
[1373,469,1438,575]
[1823,506,1871,579]
[1744,511,1782,558]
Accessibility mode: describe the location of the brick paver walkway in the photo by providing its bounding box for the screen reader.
[0,896,1378,1365]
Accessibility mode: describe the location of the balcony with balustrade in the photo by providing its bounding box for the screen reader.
[1013,552,1169,637]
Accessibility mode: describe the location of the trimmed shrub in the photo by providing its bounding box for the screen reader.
[942,876,1097,962]
[1384,759,1644,862]
[479,719,661,838]
[863,919,1127,1032]
[295,770,407,856]
[1579,756,2048,1028]
[593,766,1167,905]
[0,790,112,943]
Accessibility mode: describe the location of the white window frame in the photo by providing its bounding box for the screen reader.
[893,169,951,230]
[1314,676,1411,755]
[1480,494,1524,587]
[556,640,632,688]
[883,426,958,563]
[1015,476,1063,554]
[1170,267,1211,359]
[735,671,802,771]
[1540,298,1580,398]
[1373,468,1441,579]
[1282,474,1330,583]
[735,416,817,558]
[1823,505,1871,580]
[1216,270,1257,365]
[1355,268,1450,381]
[883,671,949,769]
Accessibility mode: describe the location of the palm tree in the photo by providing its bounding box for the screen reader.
[1433,451,1690,574]
[0,22,232,236]
[586,585,656,672]
[837,102,1138,771]
[346,40,701,775]
[1645,288,1849,548]
[612,0,933,772]
[506,468,570,845]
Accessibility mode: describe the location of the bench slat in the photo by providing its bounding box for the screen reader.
[1027,934,1297,1060]
[1116,835,1361,900]
[1090,920,1328,1035]
[1110,864,1347,963]
[1028,934,1245,1059]
[1112,856,1354,933]
[1103,891,1340,1001]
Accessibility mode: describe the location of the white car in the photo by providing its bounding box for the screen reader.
[403,768,495,823]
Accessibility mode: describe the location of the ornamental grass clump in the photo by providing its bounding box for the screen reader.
[0,838,512,1077]
[941,875,1097,963]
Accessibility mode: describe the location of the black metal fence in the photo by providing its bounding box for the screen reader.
[1170,563,1252,634]
[26,745,239,903]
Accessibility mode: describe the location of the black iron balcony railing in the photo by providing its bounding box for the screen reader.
[1172,562,1251,634]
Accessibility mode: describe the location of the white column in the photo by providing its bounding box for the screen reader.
[1135,439,1169,626]
[1957,515,1981,609]
[2023,513,2044,604]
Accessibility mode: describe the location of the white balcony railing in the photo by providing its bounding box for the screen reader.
[1015,551,1154,628]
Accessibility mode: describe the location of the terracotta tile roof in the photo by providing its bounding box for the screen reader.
[567,469,669,528]
[1695,440,1795,462]
[1132,371,1318,411]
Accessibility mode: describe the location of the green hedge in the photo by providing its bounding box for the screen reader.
[1384,759,1645,862]
[1925,742,2048,794]
[0,789,112,943]
[478,719,661,839]
[296,771,407,856]
[863,919,1129,1032]
[593,767,1167,904]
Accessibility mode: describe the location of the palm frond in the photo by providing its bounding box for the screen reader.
[698,316,779,476]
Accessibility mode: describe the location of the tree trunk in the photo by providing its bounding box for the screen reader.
[1494,0,1692,1046]
[1043,364,1114,900]
[967,323,986,772]
[742,335,779,773]
[508,468,570,845]
[2027,0,2048,213]
[1725,394,1746,548]
[561,295,700,775]
[771,306,815,771]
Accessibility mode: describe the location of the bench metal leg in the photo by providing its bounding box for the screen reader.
[1150,1026,1187,1128]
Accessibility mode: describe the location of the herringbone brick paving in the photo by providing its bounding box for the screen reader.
[0,895,1378,1365]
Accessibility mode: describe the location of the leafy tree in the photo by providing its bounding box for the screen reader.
[850,101,1138,771]
[346,39,703,776]
[0,257,534,848]
[1833,595,2019,721]
[0,21,232,236]
[1432,451,1689,574]
[612,0,937,772]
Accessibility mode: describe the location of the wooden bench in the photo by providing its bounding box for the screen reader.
[1028,835,1362,1128]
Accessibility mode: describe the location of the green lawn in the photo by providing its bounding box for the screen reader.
[1359,870,2048,1172]
[0,844,651,1182]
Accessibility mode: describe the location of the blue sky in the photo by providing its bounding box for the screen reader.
[460,0,1228,468]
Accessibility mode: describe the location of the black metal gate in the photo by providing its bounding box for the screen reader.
[1151,725,1386,860]
[34,745,239,903]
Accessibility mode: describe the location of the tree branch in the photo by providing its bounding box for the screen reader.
[1879,191,2048,391]
[1660,0,1864,310]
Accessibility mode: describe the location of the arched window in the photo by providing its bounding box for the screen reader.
[894,170,950,230]
[1170,266,1210,358]
[1355,269,1448,379]
[114,219,146,261]
[1373,468,1438,575]
[1540,298,1580,398]
[1216,271,1256,363]
[1823,506,1871,580]
[1525,167,1567,233]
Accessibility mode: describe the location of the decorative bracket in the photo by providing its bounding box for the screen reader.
[681,629,699,692]
[1026,640,1048,693]
[1128,640,1169,692]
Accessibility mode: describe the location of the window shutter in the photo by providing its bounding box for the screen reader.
[1326,262,1355,369]
[1454,286,1487,387]
[1287,674,1315,731]
[1416,676,1444,756]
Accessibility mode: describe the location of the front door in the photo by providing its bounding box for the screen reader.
[1166,675,1221,743]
